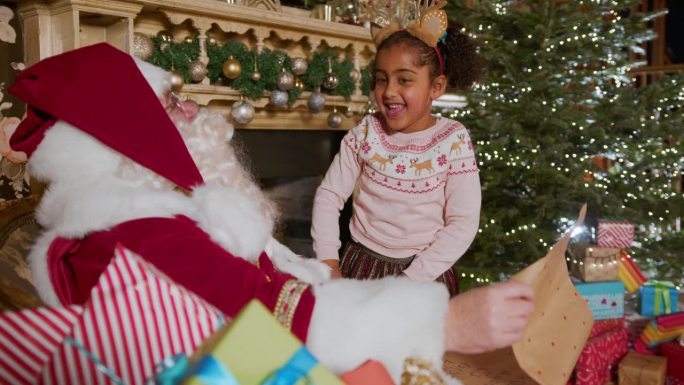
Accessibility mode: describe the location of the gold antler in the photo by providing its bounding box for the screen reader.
[366,0,448,47]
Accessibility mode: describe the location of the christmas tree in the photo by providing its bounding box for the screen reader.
[445,0,684,288]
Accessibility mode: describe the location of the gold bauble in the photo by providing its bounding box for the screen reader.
[251,71,261,82]
[184,36,194,44]
[169,69,185,92]
[157,30,174,42]
[222,56,242,80]
[133,33,154,60]
[294,79,304,90]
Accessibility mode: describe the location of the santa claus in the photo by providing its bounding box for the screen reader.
[9,43,534,383]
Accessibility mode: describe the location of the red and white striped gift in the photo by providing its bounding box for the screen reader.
[597,220,634,249]
[37,245,227,385]
[0,305,82,384]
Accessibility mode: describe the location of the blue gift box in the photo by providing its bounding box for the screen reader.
[574,281,625,320]
[638,282,679,317]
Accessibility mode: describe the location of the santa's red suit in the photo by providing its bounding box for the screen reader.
[9,43,458,383]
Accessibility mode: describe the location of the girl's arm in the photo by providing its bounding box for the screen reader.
[401,171,481,281]
[311,121,365,263]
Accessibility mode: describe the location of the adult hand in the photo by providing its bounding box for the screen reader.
[444,280,535,354]
[321,259,343,279]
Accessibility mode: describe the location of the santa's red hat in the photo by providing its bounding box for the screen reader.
[9,43,204,191]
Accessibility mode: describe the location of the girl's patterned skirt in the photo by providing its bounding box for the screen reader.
[339,239,459,297]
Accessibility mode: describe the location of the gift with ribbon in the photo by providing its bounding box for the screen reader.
[0,245,228,385]
[183,299,342,385]
[638,281,680,317]
[617,351,666,385]
[618,251,647,293]
[597,220,634,249]
[575,281,625,320]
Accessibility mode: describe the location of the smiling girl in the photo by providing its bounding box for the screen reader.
[311,16,483,296]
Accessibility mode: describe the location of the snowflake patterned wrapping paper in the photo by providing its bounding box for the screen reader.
[444,205,593,385]
[574,281,625,320]
[37,245,227,385]
[574,327,629,385]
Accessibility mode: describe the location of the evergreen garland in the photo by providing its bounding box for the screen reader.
[147,35,368,104]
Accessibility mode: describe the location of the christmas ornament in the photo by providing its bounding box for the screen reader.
[349,68,361,83]
[169,69,185,92]
[222,56,242,79]
[230,99,255,125]
[188,60,208,82]
[276,70,295,91]
[184,36,194,44]
[323,72,339,90]
[270,90,289,108]
[291,57,309,76]
[251,71,261,82]
[327,109,343,128]
[294,79,304,90]
[308,89,326,113]
[344,106,354,118]
[207,36,218,45]
[157,30,173,42]
[133,33,154,60]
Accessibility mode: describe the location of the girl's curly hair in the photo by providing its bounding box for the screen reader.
[376,21,484,90]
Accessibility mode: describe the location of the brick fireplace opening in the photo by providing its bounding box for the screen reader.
[233,129,352,258]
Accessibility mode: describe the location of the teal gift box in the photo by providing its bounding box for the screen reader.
[574,281,625,320]
[638,281,679,317]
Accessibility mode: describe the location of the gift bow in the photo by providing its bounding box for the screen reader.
[645,281,675,315]
[262,347,317,385]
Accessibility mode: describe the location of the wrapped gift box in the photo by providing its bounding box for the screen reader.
[638,312,684,349]
[575,281,625,320]
[0,306,82,385]
[639,283,680,317]
[618,351,666,385]
[575,327,629,385]
[618,251,646,293]
[668,376,684,385]
[597,220,634,249]
[184,300,343,385]
[590,318,625,339]
[341,360,395,385]
[660,342,684,380]
[0,245,227,385]
[578,247,621,282]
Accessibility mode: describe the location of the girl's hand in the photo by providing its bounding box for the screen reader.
[321,259,343,279]
[444,280,535,353]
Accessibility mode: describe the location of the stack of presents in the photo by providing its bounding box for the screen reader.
[0,246,395,385]
[569,220,684,385]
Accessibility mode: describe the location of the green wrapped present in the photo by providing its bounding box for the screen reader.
[183,300,343,385]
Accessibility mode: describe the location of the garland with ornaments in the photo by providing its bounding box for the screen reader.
[134,32,370,126]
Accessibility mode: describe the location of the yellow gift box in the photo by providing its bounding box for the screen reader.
[183,300,343,385]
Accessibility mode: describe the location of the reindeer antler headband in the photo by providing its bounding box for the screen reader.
[364,0,449,48]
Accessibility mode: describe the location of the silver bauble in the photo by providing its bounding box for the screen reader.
[188,60,208,82]
[231,99,255,125]
[276,71,295,91]
[133,33,154,60]
[169,69,185,92]
[308,90,326,113]
[349,68,361,83]
[327,111,343,128]
[251,71,261,82]
[291,57,309,76]
[323,72,339,90]
[270,90,289,108]
[344,107,354,118]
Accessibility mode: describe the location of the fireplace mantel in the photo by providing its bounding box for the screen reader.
[16,0,375,130]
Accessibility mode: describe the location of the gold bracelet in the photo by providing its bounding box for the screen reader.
[274,279,310,331]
